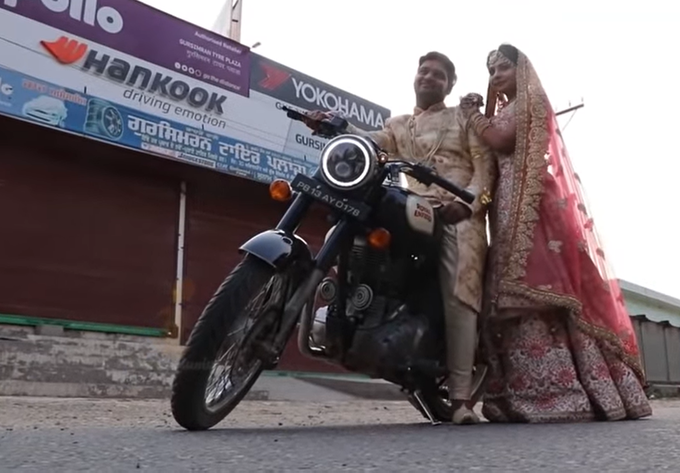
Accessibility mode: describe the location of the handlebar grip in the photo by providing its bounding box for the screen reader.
[460,189,476,205]
[283,107,306,122]
[433,176,476,205]
[280,105,345,139]
[403,164,477,205]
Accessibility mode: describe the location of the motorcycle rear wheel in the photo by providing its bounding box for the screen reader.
[171,255,284,431]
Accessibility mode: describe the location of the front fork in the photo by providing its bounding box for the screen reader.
[275,192,313,235]
[267,193,352,361]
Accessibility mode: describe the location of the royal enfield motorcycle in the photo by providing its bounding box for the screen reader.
[170,106,487,431]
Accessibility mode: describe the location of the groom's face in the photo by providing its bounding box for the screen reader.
[414,59,451,104]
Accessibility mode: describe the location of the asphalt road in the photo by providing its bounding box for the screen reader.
[1,397,679,472]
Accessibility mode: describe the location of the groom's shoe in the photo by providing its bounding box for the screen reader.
[452,405,480,425]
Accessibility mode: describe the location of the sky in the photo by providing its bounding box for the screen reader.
[142,0,678,299]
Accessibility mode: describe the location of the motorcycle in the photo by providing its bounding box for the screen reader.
[170,106,487,431]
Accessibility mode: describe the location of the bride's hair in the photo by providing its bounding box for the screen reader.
[488,44,519,66]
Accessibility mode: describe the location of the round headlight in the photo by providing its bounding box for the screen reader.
[319,135,377,190]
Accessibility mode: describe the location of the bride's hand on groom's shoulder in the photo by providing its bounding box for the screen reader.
[459,93,484,118]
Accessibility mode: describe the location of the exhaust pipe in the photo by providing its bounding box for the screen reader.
[297,294,329,359]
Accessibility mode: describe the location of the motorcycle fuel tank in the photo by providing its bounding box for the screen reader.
[371,186,442,258]
[405,195,435,236]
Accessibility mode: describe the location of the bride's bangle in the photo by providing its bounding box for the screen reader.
[469,111,491,135]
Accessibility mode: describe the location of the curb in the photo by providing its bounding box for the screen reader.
[0,375,403,402]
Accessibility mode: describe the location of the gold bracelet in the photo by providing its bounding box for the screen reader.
[470,112,491,135]
[480,187,493,206]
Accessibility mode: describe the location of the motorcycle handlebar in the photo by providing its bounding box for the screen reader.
[282,106,310,123]
[429,172,476,205]
[281,106,345,138]
[280,107,476,204]
[399,163,476,205]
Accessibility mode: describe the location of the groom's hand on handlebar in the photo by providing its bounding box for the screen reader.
[439,202,472,225]
[303,110,333,129]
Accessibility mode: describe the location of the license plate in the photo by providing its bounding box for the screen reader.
[291,174,370,220]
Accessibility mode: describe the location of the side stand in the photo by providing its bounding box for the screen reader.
[408,390,441,426]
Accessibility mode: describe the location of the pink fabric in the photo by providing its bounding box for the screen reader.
[486,48,645,380]
[522,109,643,366]
[480,48,651,422]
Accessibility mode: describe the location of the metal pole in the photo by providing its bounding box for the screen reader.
[230,0,243,42]
[555,103,584,117]
[173,181,187,342]
[211,0,233,38]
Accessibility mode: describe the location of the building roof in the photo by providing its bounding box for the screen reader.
[620,280,680,309]
[620,279,680,328]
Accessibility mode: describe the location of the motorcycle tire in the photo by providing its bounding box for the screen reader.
[170,255,276,431]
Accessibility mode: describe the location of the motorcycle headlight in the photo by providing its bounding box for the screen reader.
[319,135,377,191]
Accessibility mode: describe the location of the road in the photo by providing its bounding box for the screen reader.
[1,397,680,471]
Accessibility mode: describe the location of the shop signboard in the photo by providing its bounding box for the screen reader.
[0,0,390,183]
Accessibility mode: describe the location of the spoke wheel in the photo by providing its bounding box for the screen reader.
[171,256,290,431]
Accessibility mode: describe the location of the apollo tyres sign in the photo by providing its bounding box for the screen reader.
[3,0,125,33]
[0,0,391,184]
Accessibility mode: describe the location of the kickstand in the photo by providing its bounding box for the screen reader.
[412,390,441,426]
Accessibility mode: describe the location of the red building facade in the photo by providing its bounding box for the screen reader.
[0,115,344,372]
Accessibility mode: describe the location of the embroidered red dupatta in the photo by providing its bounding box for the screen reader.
[490,50,646,383]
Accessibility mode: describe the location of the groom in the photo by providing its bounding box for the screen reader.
[305,51,496,424]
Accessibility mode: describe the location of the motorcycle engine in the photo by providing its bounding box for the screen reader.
[311,235,400,347]
[310,233,440,380]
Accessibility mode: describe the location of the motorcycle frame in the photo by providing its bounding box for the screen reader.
[238,167,359,363]
[238,165,446,376]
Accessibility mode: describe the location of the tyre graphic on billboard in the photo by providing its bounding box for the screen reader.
[84,98,124,141]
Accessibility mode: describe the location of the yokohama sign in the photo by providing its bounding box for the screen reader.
[250,53,390,132]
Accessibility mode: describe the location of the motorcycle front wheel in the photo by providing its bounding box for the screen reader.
[170,255,289,431]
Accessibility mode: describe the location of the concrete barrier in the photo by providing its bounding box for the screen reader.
[0,324,402,401]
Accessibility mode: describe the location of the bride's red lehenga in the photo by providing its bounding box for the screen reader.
[480,49,653,422]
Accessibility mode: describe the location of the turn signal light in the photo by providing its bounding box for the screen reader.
[269,179,293,202]
[367,227,391,250]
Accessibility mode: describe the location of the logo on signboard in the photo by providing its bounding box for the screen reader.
[0,78,12,97]
[258,63,290,91]
[40,35,229,115]
[291,77,385,129]
[41,36,87,64]
[3,0,124,34]
[253,58,388,131]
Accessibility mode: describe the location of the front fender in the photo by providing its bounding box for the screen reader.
[239,229,313,271]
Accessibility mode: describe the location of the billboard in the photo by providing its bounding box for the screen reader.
[0,0,390,184]
[248,53,389,164]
